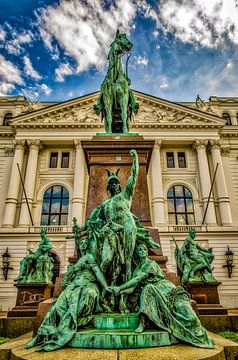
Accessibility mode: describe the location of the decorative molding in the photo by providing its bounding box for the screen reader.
[221,147,231,157]
[10,92,226,130]
[4,146,14,155]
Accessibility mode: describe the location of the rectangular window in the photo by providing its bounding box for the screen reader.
[166,152,175,168]
[61,152,69,168]
[49,152,58,168]
[178,152,186,168]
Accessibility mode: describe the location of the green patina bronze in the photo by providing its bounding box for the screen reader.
[26,150,214,352]
[94,30,139,133]
[16,229,54,284]
[173,228,217,284]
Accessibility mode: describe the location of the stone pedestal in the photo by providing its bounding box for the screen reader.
[184,282,227,315]
[81,136,171,267]
[8,283,53,318]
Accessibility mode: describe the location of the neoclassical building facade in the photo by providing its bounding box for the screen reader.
[0,92,238,310]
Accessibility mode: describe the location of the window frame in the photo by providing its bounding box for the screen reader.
[41,185,69,226]
[167,185,195,225]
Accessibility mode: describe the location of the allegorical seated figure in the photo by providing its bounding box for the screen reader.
[15,228,54,284]
[173,228,216,284]
[109,243,214,349]
[26,236,109,352]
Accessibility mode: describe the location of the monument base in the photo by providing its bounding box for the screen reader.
[69,313,178,349]
[8,283,53,318]
[184,281,227,315]
[69,329,178,349]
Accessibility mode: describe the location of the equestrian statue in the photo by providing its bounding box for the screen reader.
[94,30,139,133]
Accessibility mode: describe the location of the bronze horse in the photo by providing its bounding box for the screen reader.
[94,31,139,133]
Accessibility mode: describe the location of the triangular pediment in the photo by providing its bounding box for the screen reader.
[10,90,225,129]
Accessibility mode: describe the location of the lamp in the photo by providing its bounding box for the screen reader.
[2,247,13,281]
[223,245,234,278]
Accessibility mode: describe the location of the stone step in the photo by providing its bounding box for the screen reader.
[69,329,179,349]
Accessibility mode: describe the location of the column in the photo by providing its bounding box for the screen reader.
[18,140,40,227]
[2,140,25,227]
[72,140,87,225]
[193,140,217,225]
[210,140,232,225]
[150,140,165,226]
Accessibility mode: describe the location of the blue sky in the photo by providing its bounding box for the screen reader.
[1,0,238,102]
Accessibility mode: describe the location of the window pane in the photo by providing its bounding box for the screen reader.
[168,213,176,224]
[41,214,49,225]
[50,153,58,168]
[50,214,59,225]
[52,186,62,197]
[186,198,194,212]
[184,187,192,197]
[50,199,61,213]
[61,198,69,212]
[60,214,68,225]
[178,152,186,168]
[177,214,186,225]
[167,187,174,198]
[42,198,50,213]
[166,152,175,168]
[187,214,195,224]
[62,187,69,198]
[44,188,52,199]
[174,185,184,197]
[176,198,185,212]
[168,199,175,212]
[61,152,69,168]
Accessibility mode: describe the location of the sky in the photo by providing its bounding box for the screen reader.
[1,0,238,102]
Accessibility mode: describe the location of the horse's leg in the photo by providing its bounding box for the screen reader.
[119,93,129,133]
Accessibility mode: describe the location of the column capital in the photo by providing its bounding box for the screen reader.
[154,139,162,149]
[13,140,25,150]
[209,140,222,150]
[193,139,208,150]
[27,139,41,150]
[74,139,82,149]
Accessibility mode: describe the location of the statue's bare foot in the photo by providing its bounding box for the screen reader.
[135,321,145,333]
[25,337,38,349]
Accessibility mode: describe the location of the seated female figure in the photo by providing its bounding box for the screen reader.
[110,244,214,349]
[26,237,109,352]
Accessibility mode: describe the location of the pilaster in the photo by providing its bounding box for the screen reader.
[2,140,26,228]
[71,140,87,225]
[18,140,41,227]
[150,140,165,226]
[193,140,216,226]
[210,140,232,225]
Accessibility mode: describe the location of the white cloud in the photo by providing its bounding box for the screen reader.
[37,0,136,78]
[23,55,42,80]
[0,55,24,95]
[40,83,52,96]
[134,55,148,66]
[5,30,34,55]
[138,0,238,48]
[55,62,74,82]
[0,26,6,41]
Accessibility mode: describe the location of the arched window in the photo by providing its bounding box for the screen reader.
[3,112,13,126]
[167,185,195,225]
[222,112,232,125]
[41,186,69,225]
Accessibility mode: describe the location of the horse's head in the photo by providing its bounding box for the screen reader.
[114,31,133,55]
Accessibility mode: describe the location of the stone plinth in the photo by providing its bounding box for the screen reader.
[184,281,227,315]
[82,136,154,226]
[8,283,53,318]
